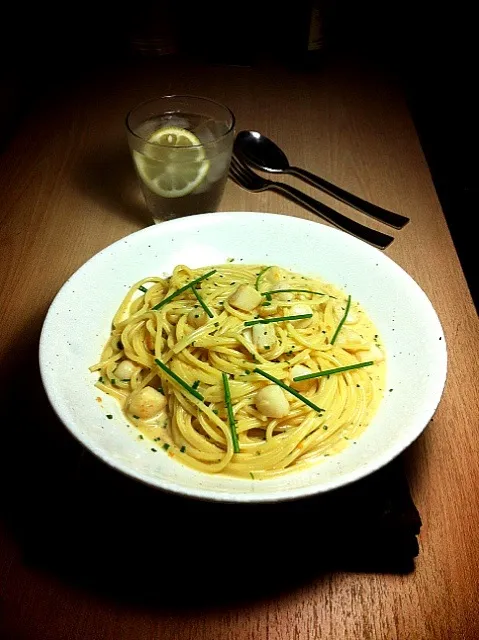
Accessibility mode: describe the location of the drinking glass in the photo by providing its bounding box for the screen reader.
[126,95,235,222]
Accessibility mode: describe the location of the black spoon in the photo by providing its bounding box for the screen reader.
[234,130,410,229]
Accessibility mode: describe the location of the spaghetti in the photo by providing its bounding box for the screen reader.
[90,264,386,478]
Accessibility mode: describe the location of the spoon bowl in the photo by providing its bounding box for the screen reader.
[235,130,290,173]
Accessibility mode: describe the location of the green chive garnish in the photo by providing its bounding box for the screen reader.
[191,285,214,318]
[98,376,104,383]
[255,265,273,290]
[192,380,200,389]
[293,360,374,381]
[261,288,330,297]
[138,285,147,293]
[163,443,170,451]
[254,368,324,413]
[249,472,255,480]
[152,269,217,311]
[106,414,113,419]
[155,359,204,401]
[330,295,351,345]
[180,445,186,453]
[222,372,240,453]
[244,314,312,327]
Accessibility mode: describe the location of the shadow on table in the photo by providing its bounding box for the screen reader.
[0,329,422,611]
[73,140,152,226]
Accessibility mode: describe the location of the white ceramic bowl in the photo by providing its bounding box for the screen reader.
[39,212,447,502]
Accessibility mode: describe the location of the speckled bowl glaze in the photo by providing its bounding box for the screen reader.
[39,212,447,502]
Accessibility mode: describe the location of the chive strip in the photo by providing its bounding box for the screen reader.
[330,295,351,345]
[138,285,147,293]
[261,288,329,297]
[191,285,214,318]
[244,314,312,327]
[254,368,324,413]
[152,269,217,311]
[192,380,200,389]
[155,359,204,401]
[222,372,240,453]
[255,266,273,290]
[293,360,374,381]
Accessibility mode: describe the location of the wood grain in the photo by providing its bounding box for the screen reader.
[1,55,478,640]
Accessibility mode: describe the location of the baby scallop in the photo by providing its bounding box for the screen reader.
[255,385,289,418]
[335,303,359,325]
[127,386,166,419]
[271,281,293,301]
[265,266,282,285]
[289,304,313,328]
[290,364,314,391]
[358,343,385,363]
[252,323,277,353]
[258,301,279,317]
[114,359,139,381]
[229,284,262,311]
[336,327,368,348]
[242,327,253,345]
[188,308,208,328]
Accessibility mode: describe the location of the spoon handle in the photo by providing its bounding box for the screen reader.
[271,182,394,250]
[287,166,409,229]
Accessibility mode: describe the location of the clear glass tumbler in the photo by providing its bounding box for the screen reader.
[126,95,235,222]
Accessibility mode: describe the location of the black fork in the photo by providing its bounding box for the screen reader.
[229,157,395,250]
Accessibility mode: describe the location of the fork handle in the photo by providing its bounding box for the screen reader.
[287,166,409,230]
[271,183,394,249]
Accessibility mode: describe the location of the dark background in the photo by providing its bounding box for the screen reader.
[1,1,476,308]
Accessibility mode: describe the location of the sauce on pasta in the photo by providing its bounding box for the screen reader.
[90,264,386,478]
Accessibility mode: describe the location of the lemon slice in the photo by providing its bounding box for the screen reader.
[133,126,210,198]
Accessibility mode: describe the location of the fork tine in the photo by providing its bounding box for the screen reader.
[229,156,253,187]
[230,155,264,189]
[228,168,242,185]
[229,157,244,178]
[231,155,252,178]
[229,162,244,184]
[229,156,243,174]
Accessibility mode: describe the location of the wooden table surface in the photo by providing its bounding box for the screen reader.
[1,55,478,640]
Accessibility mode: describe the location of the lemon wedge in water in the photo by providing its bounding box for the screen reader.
[133,126,209,198]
